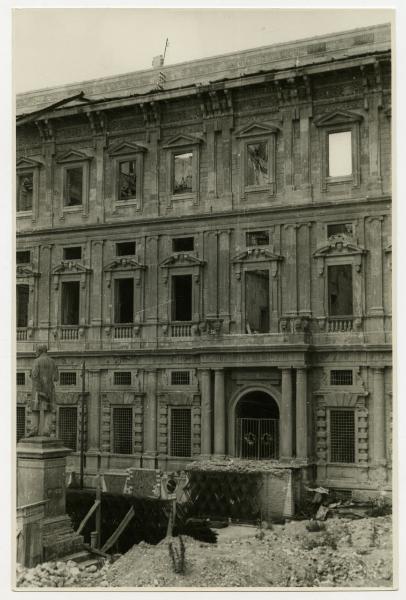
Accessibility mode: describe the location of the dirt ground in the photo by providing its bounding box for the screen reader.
[100,514,393,589]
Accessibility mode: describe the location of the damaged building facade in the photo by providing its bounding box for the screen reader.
[16,24,392,507]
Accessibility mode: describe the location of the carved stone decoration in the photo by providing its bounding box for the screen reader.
[52,261,92,290]
[103,257,146,288]
[232,248,283,280]
[159,253,206,284]
[16,264,40,333]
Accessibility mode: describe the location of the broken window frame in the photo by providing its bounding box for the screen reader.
[327,130,353,179]
[244,268,271,334]
[326,221,354,240]
[163,136,202,207]
[109,146,145,211]
[63,165,85,208]
[57,152,91,218]
[236,125,278,200]
[16,171,34,213]
[245,139,271,190]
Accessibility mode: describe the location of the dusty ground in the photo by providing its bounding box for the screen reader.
[17,515,393,589]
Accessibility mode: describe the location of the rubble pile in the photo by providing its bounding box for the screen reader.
[16,559,111,588]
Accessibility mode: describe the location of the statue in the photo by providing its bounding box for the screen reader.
[27,345,58,437]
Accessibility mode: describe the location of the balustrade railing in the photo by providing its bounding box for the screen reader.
[171,323,192,337]
[327,316,354,332]
[60,327,79,340]
[17,328,27,341]
[114,325,133,339]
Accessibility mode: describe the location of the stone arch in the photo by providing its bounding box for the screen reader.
[228,385,281,456]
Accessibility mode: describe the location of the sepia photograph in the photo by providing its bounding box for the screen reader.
[12,4,396,591]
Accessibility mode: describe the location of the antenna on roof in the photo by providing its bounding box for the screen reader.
[163,38,169,64]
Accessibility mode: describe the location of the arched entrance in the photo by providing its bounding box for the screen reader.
[235,390,279,459]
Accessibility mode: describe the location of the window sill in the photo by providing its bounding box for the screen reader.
[326,176,353,185]
[244,185,272,193]
[171,193,196,201]
[115,199,139,208]
[62,205,83,212]
[16,211,33,218]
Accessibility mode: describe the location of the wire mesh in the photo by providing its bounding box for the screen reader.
[171,371,190,386]
[114,371,132,386]
[330,370,353,385]
[170,408,192,457]
[16,372,25,386]
[330,409,355,463]
[17,406,26,441]
[59,406,78,451]
[112,406,133,454]
[60,372,77,386]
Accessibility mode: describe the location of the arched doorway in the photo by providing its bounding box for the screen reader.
[235,391,279,459]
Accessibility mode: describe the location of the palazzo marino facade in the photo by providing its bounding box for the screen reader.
[16,24,392,500]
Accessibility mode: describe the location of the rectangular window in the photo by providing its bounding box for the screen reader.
[246,231,270,247]
[16,250,31,264]
[327,223,353,238]
[114,278,134,324]
[173,237,194,252]
[114,372,132,386]
[61,281,80,325]
[16,284,29,328]
[63,246,82,260]
[172,275,192,321]
[17,406,26,442]
[173,152,193,195]
[245,270,269,333]
[60,372,77,386]
[170,408,192,457]
[17,173,33,212]
[118,160,137,201]
[116,241,136,256]
[246,142,269,186]
[58,406,78,451]
[171,371,190,386]
[112,407,133,454]
[330,410,355,463]
[17,372,25,386]
[330,370,353,386]
[328,265,353,316]
[65,167,83,206]
[328,131,352,177]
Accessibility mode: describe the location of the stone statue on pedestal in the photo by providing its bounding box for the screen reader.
[27,345,58,437]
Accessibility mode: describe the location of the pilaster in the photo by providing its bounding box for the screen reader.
[214,368,226,456]
[280,368,293,460]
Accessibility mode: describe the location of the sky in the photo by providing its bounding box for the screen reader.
[13,8,393,94]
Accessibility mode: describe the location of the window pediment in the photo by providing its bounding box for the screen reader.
[56,149,93,163]
[103,257,145,288]
[160,253,205,269]
[313,235,366,258]
[232,249,282,280]
[314,110,364,127]
[235,121,281,138]
[52,261,92,289]
[16,157,43,170]
[108,141,148,156]
[16,265,39,278]
[162,133,203,149]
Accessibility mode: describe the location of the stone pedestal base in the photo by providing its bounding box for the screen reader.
[17,437,84,563]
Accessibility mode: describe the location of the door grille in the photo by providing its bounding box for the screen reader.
[237,418,279,459]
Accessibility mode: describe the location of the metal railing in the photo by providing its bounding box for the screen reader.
[60,327,79,340]
[17,328,28,341]
[327,316,354,332]
[236,418,279,460]
[171,323,192,337]
[114,325,133,339]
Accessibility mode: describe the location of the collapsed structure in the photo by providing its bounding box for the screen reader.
[16,24,392,512]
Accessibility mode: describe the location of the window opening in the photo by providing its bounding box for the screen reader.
[16,251,31,264]
[63,246,82,260]
[173,237,194,252]
[330,370,353,386]
[170,408,192,457]
[328,265,353,316]
[114,372,132,386]
[328,131,352,177]
[58,406,78,451]
[330,409,355,463]
[246,231,269,247]
[172,275,192,321]
[118,160,137,201]
[17,406,26,442]
[245,270,269,333]
[112,407,133,454]
[16,284,29,327]
[17,173,33,212]
[60,372,77,386]
[61,281,80,325]
[65,167,83,206]
[17,372,25,386]
[246,142,268,186]
[327,223,353,238]
[114,278,134,323]
[173,152,193,194]
[116,241,136,256]
[171,371,190,386]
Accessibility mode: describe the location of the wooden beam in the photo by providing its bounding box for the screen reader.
[76,499,101,535]
[101,506,135,553]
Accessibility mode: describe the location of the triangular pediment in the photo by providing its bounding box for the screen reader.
[16,265,39,277]
[104,257,145,272]
[314,110,363,127]
[232,249,283,263]
[56,149,93,163]
[160,253,205,268]
[162,134,203,149]
[108,141,148,156]
[235,121,281,138]
[16,157,43,170]
[52,261,92,275]
[314,235,366,257]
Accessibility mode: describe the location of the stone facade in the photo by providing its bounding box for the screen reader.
[16,24,392,499]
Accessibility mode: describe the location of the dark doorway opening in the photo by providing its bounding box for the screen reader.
[172,274,192,321]
[16,284,29,327]
[114,278,134,324]
[236,391,279,459]
[61,281,80,325]
[328,264,353,316]
[245,270,270,333]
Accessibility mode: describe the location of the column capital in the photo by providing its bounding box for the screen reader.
[373,367,385,374]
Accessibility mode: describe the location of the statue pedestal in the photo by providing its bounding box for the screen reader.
[17,437,84,563]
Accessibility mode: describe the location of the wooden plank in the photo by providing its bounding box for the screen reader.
[101,506,135,553]
[76,500,101,535]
